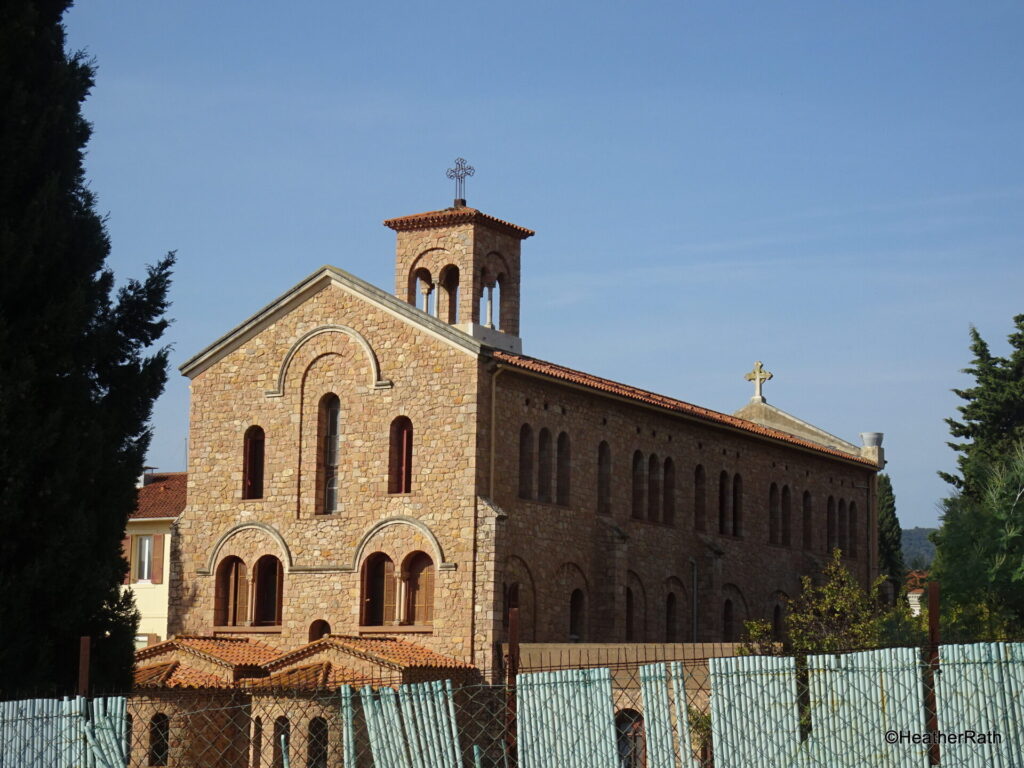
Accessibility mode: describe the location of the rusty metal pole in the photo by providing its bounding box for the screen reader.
[77,636,90,697]
[926,581,941,765]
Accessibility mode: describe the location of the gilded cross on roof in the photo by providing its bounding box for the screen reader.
[446,158,475,205]
[745,361,773,402]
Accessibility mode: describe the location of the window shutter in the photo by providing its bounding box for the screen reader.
[235,562,249,625]
[122,537,132,585]
[383,559,396,624]
[419,562,434,624]
[151,534,165,584]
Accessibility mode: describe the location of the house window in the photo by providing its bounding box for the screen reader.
[518,424,533,500]
[135,535,153,581]
[665,593,678,642]
[388,416,413,494]
[317,394,340,514]
[439,265,460,323]
[308,620,330,642]
[556,432,571,506]
[214,556,248,627]
[827,496,836,552]
[731,473,743,536]
[802,491,813,550]
[597,441,611,515]
[625,587,635,641]
[769,483,780,544]
[403,551,434,625]
[631,451,645,519]
[272,717,290,768]
[361,552,395,626]
[148,713,169,766]
[723,599,734,642]
[647,454,660,522]
[838,499,848,554]
[569,589,585,642]
[242,425,265,499]
[718,472,730,535]
[537,429,553,503]
[781,485,792,546]
[694,465,706,531]
[849,503,858,557]
[308,717,329,768]
[662,458,675,526]
[252,555,283,626]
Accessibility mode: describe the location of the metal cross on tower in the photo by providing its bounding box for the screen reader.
[446,158,475,206]
[744,361,773,402]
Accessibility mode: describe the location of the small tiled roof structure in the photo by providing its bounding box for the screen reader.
[491,350,878,467]
[263,635,476,675]
[135,661,231,690]
[132,472,187,519]
[135,635,283,681]
[383,206,535,240]
[242,662,360,691]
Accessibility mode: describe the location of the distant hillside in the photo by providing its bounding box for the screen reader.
[902,527,937,570]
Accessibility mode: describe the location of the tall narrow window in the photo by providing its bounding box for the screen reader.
[361,552,396,626]
[439,265,460,324]
[632,451,645,519]
[647,454,660,522]
[732,474,743,536]
[388,416,413,494]
[826,496,836,552]
[242,426,265,499]
[849,503,858,558]
[569,589,585,641]
[404,552,435,625]
[597,442,611,515]
[781,485,792,546]
[625,587,635,641]
[773,605,783,640]
[148,713,169,767]
[214,556,248,627]
[838,499,848,554]
[272,717,290,768]
[518,425,533,500]
[537,429,553,503]
[694,465,706,531]
[802,491,813,551]
[556,432,571,506]
[251,717,262,768]
[768,483,780,544]
[252,555,283,626]
[723,600,734,642]
[308,718,328,768]
[718,472,730,535]
[665,593,678,642]
[317,394,341,514]
[135,535,153,581]
[663,458,675,526]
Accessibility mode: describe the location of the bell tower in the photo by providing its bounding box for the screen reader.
[384,200,533,353]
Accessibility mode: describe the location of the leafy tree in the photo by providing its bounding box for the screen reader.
[940,316,1024,497]
[0,0,174,695]
[877,474,904,584]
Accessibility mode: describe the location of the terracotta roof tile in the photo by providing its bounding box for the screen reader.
[134,661,231,690]
[491,350,878,467]
[383,207,534,239]
[266,635,474,672]
[132,472,187,519]
[244,662,360,691]
[136,635,283,669]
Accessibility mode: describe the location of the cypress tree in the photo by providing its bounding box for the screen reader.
[0,0,174,695]
[876,474,904,581]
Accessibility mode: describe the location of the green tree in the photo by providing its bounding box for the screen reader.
[0,0,174,695]
[877,473,905,583]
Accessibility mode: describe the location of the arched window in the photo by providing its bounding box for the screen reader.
[503,582,520,629]
[768,483,780,544]
[148,713,169,767]
[615,710,646,768]
[781,485,792,546]
[242,426,265,500]
[272,717,290,768]
[632,451,645,519]
[849,503,858,558]
[556,432,571,506]
[317,394,341,515]
[718,471,730,535]
[537,429,553,503]
[569,589,585,642]
[388,416,413,494]
[826,496,836,552]
[413,267,434,313]
[403,551,435,625]
[732,473,743,536]
[838,499,848,554]
[694,465,706,531]
[773,604,784,640]
[723,599,735,642]
[647,454,660,522]
[597,441,611,515]
[251,717,262,768]
[308,620,331,642]
[802,491,813,551]
[663,458,675,526]
[214,556,248,627]
[252,555,283,627]
[308,717,328,768]
[438,265,460,323]
[665,593,678,642]
[361,552,395,626]
[625,587,635,641]
[518,424,533,500]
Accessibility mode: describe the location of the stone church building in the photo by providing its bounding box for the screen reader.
[166,199,883,678]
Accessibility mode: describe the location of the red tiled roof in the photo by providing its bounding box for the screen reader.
[265,635,474,673]
[383,207,534,240]
[491,350,878,467]
[136,635,283,669]
[134,661,231,689]
[244,662,360,691]
[132,472,187,519]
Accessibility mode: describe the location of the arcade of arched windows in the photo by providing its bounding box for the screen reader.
[359,550,436,628]
[213,553,284,628]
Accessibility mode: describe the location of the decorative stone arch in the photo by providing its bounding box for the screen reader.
[265,325,391,397]
[721,582,748,641]
[504,555,537,642]
[344,516,455,572]
[556,562,589,642]
[200,522,294,575]
[664,576,688,642]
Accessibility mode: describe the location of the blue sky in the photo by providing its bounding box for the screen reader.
[65,1,1024,528]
